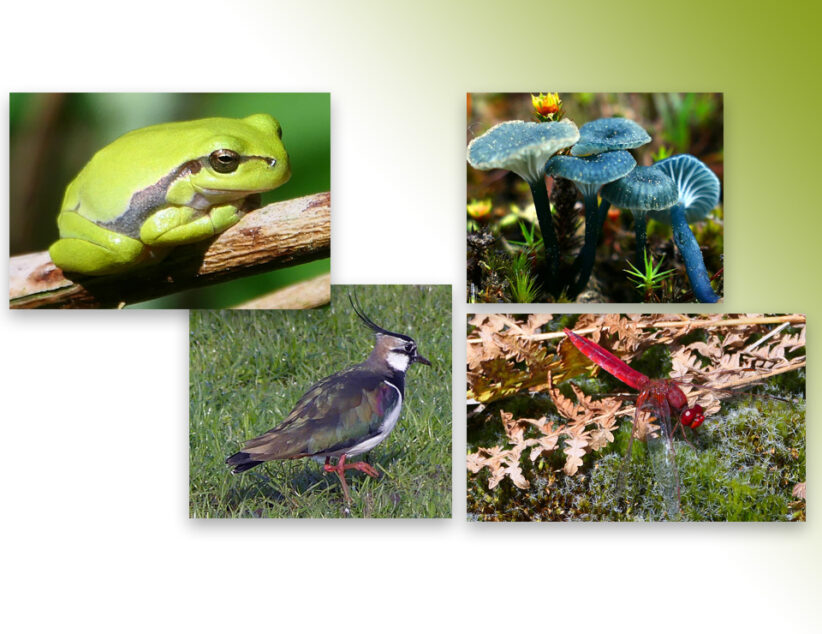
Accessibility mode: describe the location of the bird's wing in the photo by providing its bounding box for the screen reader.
[238,366,401,460]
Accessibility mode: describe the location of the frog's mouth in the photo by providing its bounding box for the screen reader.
[187,187,264,209]
[196,185,269,196]
[190,192,262,217]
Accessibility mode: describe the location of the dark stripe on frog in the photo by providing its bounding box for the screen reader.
[96,155,275,239]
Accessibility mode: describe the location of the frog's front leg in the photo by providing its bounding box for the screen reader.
[49,211,160,276]
[140,202,246,246]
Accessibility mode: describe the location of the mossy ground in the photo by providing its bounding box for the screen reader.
[468,372,805,522]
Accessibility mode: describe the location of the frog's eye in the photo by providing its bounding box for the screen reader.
[209,149,241,174]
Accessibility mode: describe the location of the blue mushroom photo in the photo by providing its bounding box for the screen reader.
[467,93,724,304]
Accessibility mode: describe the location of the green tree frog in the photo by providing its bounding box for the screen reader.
[49,114,291,275]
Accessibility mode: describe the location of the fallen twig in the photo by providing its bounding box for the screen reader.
[235,273,330,309]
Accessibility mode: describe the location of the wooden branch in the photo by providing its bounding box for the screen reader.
[235,273,330,309]
[9,192,330,309]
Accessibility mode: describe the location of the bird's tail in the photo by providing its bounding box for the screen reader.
[225,451,264,474]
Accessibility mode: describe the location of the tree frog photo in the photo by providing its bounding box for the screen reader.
[48,114,291,276]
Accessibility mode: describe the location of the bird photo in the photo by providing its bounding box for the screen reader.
[189,285,451,518]
[226,294,431,500]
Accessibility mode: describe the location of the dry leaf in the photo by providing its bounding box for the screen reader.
[500,410,527,445]
[466,314,562,403]
[588,414,620,451]
[522,417,561,461]
[466,445,529,489]
[562,436,588,475]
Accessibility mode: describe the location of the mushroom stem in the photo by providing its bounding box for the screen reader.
[597,197,611,232]
[529,180,560,283]
[633,210,648,267]
[669,204,719,303]
[568,188,601,296]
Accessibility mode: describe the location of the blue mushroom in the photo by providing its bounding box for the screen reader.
[650,154,721,303]
[571,118,651,157]
[545,150,636,296]
[467,120,579,283]
[601,165,678,267]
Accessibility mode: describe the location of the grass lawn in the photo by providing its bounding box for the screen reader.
[190,284,452,518]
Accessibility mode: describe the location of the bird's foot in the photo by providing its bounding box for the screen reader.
[322,455,367,504]
[323,455,380,478]
[345,461,380,478]
[322,455,380,505]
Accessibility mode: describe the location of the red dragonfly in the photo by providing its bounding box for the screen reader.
[563,328,706,518]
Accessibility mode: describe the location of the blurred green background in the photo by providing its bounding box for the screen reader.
[467,93,724,303]
[9,92,330,308]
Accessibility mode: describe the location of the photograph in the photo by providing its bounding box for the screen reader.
[467,92,723,303]
[9,92,330,309]
[467,313,805,521]
[189,284,452,518]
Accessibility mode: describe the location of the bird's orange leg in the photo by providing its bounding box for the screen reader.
[323,454,380,501]
[324,456,352,502]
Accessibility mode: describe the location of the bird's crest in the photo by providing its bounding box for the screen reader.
[348,293,412,342]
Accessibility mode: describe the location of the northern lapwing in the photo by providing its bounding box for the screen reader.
[226,295,431,503]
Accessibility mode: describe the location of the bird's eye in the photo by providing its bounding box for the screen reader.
[404,343,414,353]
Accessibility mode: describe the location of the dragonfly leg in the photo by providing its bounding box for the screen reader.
[674,421,696,448]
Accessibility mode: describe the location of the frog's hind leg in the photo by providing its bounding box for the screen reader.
[49,211,160,276]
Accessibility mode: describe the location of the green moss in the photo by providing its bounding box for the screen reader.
[468,391,805,522]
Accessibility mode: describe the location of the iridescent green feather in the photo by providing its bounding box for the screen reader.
[239,366,400,460]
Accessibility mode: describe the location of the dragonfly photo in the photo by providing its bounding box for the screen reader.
[466,313,806,521]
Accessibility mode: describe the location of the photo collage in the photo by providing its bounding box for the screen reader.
[8,92,806,522]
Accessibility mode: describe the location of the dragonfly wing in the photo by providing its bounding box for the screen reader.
[644,394,681,519]
[615,407,638,501]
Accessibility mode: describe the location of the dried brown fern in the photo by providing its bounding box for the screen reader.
[467,313,805,490]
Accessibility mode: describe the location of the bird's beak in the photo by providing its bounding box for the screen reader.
[414,351,431,366]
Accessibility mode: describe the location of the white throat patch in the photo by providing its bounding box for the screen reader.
[386,350,411,372]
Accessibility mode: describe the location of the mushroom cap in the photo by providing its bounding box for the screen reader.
[467,119,579,184]
[570,118,651,157]
[649,154,721,223]
[600,165,678,211]
[545,150,636,186]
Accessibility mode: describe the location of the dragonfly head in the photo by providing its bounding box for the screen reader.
[681,405,705,428]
